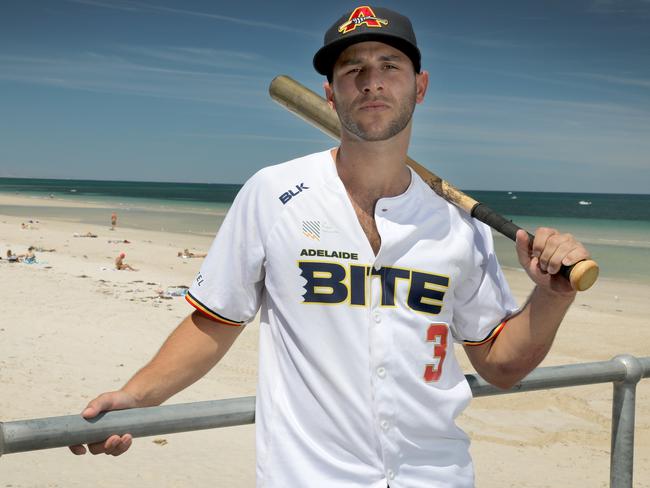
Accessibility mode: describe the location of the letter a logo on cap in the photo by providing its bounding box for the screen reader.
[338,6,388,34]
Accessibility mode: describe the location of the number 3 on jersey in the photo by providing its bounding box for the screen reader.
[424,323,448,382]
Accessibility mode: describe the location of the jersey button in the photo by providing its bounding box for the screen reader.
[373,311,382,323]
[377,367,386,378]
[380,419,390,431]
[387,469,395,480]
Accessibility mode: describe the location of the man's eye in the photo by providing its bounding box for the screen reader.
[347,67,362,74]
[384,64,398,70]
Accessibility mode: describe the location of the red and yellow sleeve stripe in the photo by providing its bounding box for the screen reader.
[463,320,508,346]
[185,292,245,326]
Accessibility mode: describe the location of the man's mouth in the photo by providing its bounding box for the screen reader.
[358,101,389,111]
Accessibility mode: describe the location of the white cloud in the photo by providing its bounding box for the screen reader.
[566,72,650,89]
[412,93,650,175]
[0,51,275,107]
[67,0,141,12]
[115,45,268,71]
[180,132,328,144]
[588,0,650,15]
[66,0,317,37]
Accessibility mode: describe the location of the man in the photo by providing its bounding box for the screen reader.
[115,252,137,271]
[70,6,590,487]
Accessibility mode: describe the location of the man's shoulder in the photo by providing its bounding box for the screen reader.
[234,149,333,210]
[252,149,333,184]
[410,170,493,239]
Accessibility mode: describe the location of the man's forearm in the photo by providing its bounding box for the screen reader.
[470,286,575,389]
[502,286,574,364]
[121,311,243,406]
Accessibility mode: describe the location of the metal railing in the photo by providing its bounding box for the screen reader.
[2,354,648,487]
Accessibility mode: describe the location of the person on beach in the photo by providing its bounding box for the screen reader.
[110,212,117,230]
[34,246,56,252]
[6,249,19,262]
[177,248,207,258]
[22,246,37,264]
[71,6,591,487]
[5,247,37,263]
[114,252,136,271]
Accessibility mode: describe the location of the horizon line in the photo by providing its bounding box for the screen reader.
[0,175,648,196]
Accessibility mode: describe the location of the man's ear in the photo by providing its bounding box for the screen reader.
[415,70,429,105]
[323,81,335,110]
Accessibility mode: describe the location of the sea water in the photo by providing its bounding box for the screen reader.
[1,178,649,284]
[0,178,236,236]
[470,191,650,285]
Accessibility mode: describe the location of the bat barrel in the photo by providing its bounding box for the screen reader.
[269,75,341,140]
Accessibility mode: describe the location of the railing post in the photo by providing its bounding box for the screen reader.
[610,355,643,488]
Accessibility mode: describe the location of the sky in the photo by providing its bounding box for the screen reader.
[0,0,649,193]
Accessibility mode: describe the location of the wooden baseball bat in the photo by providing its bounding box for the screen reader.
[268,75,599,291]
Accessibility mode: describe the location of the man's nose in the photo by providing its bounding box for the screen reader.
[359,67,384,93]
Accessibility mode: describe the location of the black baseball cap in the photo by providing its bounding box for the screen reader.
[313,5,421,79]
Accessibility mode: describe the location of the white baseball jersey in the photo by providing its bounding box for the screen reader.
[187,149,518,488]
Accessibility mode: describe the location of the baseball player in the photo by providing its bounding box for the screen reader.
[70,6,591,487]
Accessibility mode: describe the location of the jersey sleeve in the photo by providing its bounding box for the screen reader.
[186,173,267,326]
[450,221,519,345]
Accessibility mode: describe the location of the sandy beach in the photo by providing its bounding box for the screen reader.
[1,193,648,487]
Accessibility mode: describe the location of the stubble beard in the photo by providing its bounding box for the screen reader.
[335,86,417,142]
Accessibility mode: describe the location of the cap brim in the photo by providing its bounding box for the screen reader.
[313,33,421,76]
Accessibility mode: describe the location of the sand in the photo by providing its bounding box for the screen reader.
[1,193,648,487]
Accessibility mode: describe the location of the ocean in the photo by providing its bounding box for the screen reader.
[1,177,649,284]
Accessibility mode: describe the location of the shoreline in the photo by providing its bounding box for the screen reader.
[0,193,228,237]
[4,192,650,285]
[0,192,230,214]
[1,194,649,487]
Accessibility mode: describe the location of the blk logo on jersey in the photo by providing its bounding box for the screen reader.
[279,183,309,205]
[299,261,449,315]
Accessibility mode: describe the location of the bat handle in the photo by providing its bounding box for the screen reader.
[471,203,599,291]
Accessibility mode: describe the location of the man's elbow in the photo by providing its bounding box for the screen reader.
[482,345,550,390]
[481,370,522,390]
[488,375,523,391]
[479,361,536,390]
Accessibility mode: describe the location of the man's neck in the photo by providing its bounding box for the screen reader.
[333,131,412,200]
[331,132,413,256]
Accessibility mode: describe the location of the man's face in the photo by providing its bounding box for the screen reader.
[326,41,427,142]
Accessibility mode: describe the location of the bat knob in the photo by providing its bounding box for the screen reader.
[565,259,600,291]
